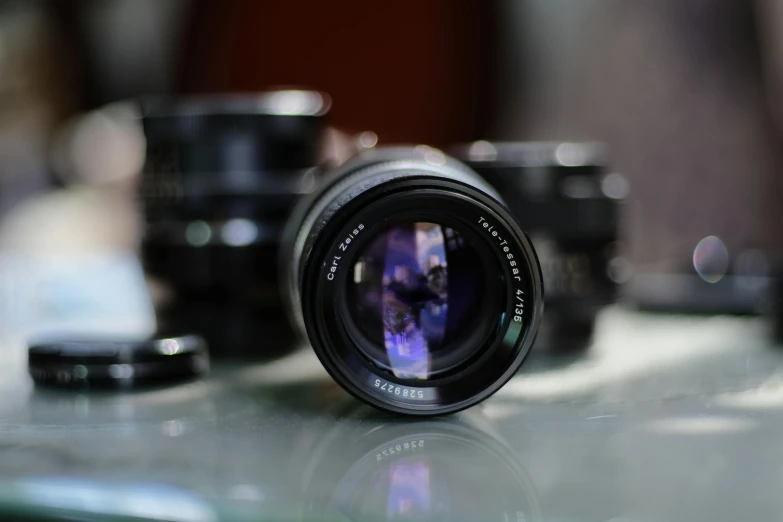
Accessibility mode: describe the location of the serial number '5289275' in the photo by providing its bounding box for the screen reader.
[374,379,425,399]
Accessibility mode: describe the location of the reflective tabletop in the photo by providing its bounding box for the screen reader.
[1,307,782,521]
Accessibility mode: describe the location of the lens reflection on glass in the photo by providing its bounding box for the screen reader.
[387,458,431,517]
[304,414,543,522]
[349,222,486,381]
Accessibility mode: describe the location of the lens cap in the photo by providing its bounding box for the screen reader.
[28,335,209,388]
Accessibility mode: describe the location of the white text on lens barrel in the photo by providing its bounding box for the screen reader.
[328,223,365,280]
[478,217,522,281]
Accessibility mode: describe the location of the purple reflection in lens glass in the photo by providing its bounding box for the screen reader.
[349,221,489,381]
[381,223,448,380]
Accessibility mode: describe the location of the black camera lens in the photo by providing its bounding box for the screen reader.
[455,141,624,349]
[281,147,543,415]
[139,91,329,358]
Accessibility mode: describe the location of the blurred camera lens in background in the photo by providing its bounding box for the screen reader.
[455,141,626,352]
[139,90,330,359]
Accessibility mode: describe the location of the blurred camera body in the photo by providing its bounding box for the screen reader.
[139,91,329,358]
[456,141,626,350]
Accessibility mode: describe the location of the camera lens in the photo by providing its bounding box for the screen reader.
[281,147,543,415]
[455,141,623,349]
[139,91,329,358]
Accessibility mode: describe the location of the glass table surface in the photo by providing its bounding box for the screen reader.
[0,307,781,522]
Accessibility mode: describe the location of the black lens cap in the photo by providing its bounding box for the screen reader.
[28,335,209,388]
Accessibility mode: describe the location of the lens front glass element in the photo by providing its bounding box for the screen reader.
[346,221,503,381]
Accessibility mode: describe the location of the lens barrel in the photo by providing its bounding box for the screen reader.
[281,147,543,415]
[140,91,329,358]
[456,141,623,349]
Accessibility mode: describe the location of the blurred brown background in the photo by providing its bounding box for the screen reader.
[1,0,782,271]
